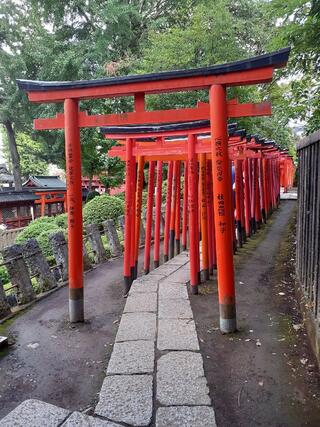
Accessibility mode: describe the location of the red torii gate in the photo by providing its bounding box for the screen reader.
[17,48,290,332]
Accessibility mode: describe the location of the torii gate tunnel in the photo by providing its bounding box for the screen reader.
[101,121,294,330]
[17,48,291,332]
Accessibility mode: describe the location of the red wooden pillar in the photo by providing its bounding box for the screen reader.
[239,160,246,242]
[262,158,268,220]
[144,161,156,274]
[163,162,173,262]
[244,158,251,237]
[210,85,236,333]
[235,159,243,247]
[64,98,84,322]
[259,158,266,223]
[254,158,262,227]
[154,160,163,268]
[169,161,178,259]
[182,161,188,251]
[40,195,46,217]
[130,155,137,279]
[175,161,181,254]
[123,138,134,294]
[187,134,199,294]
[230,161,237,252]
[200,153,209,280]
[250,159,256,233]
[134,156,145,276]
[206,159,216,272]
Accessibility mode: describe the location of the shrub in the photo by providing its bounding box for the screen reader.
[16,218,64,259]
[37,228,65,258]
[16,221,59,244]
[31,216,55,225]
[83,194,124,226]
[54,213,68,229]
[114,192,125,202]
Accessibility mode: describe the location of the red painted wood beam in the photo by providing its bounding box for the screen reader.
[27,67,274,103]
[33,101,271,130]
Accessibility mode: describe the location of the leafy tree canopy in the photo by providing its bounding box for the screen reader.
[1,0,319,183]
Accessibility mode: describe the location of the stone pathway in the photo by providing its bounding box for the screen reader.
[94,251,216,427]
[280,187,297,200]
[1,251,216,426]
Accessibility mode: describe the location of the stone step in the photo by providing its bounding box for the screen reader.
[0,399,121,427]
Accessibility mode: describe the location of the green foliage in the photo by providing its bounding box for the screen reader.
[83,194,124,226]
[0,266,9,285]
[54,213,68,229]
[37,227,65,258]
[16,218,57,243]
[265,0,320,133]
[2,131,48,179]
[16,217,64,257]
[1,0,312,165]
[114,192,125,202]
[137,0,296,146]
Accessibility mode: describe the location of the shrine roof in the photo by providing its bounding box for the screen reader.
[100,120,237,135]
[17,48,290,93]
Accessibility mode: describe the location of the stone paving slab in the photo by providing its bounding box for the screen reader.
[163,266,191,283]
[107,340,154,374]
[157,352,211,406]
[130,274,163,294]
[156,406,216,427]
[165,253,189,265]
[95,375,153,426]
[157,318,199,351]
[158,297,193,319]
[62,412,121,426]
[115,312,156,342]
[0,399,70,427]
[149,264,181,276]
[124,292,157,313]
[159,280,188,299]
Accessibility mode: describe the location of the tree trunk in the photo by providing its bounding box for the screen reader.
[88,175,93,192]
[3,120,23,191]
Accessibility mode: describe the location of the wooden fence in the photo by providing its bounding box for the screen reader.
[296,130,320,359]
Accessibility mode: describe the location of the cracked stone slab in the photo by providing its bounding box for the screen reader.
[157,352,211,405]
[149,264,181,276]
[0,399,70,427]
[157,318,199,351]
[107,340,154,374]
[116,312,156,341]
[158,298,193,319]
[156,406,216,427]
[159,281,188,299]
[62,412,121,426]
[95,375,153,426]
[130,274,163,294]
[124,292,157,313]
[165,253,190,265]
[164,267,190,283]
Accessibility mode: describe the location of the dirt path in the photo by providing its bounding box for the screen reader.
[190,201,320,427]
[0,253,147,419]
